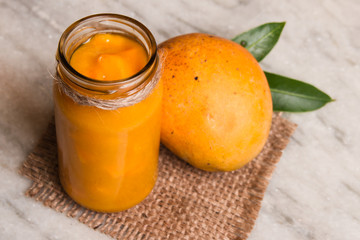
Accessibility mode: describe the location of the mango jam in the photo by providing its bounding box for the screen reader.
[70,33,148,80]
[54,33,162,212]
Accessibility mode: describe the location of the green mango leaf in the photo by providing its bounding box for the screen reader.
[266,72,334,112]
[232,22,285,62]
[232,22,333,112]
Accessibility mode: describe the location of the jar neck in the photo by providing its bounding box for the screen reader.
[56,14,158,98]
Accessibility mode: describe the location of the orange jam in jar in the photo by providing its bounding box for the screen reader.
[54,14,162,212]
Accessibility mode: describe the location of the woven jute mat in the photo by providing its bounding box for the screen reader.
[19,113,296,240]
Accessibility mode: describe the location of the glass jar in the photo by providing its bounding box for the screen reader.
[54,14,162,212]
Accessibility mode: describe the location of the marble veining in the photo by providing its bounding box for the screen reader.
[0,0,359,239]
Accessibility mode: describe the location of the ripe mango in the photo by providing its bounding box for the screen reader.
[159,33,272,171]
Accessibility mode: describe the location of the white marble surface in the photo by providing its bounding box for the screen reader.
[1,0,359,239]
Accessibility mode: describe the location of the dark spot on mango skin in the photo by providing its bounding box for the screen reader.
[194,76,199,81]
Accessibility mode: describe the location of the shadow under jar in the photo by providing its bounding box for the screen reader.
[54,14,162,212]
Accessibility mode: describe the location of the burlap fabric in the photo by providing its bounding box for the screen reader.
[19,113,296,240]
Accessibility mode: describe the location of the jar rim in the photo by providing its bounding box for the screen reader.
[57,13,158,86]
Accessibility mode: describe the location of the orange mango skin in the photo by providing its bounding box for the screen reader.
[159,33,273,172]
[54,33,162,212]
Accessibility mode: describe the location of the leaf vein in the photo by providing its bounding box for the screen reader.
[246,25,282,50]
[270,88,330,102]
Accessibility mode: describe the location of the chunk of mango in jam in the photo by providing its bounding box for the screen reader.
[70,33,148,80]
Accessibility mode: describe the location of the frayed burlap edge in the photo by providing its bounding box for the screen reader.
[19,113,296,240]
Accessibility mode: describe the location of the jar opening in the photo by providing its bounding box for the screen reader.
[56,13,158,95]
